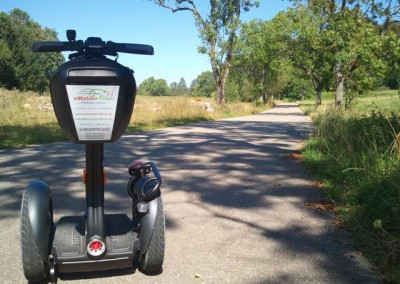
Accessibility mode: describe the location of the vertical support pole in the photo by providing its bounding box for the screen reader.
[85,143,105,240]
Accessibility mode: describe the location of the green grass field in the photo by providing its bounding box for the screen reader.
[301,90,400,115]
[0,88,266,149]
[299,90,400,283]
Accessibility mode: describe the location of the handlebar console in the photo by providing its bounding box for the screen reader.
[39,30,152,143]
[32,30,154,58]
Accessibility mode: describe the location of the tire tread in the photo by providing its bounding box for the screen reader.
[20,190,49,282]
[141,196,165,273]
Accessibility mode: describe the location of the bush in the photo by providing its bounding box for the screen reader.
[303,109,400,282]
[279,78,313,101]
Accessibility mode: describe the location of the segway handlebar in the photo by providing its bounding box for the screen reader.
[32,30,154,56]
[107,41,154,55]
[32,41,84,53]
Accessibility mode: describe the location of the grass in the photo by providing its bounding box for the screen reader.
[300,90,400,116]
[299,90,400,283]
[0,89,65,148]
[0,88,266,149]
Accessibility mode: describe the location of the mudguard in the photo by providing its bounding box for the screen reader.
[139,197,159,254]
[25,180,52,259]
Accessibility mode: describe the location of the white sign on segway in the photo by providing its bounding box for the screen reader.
[66,85,119,141]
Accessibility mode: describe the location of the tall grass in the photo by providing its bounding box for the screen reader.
[302,103,400,283]
[0,89,64,148]
[129,96,219,131]
[0,88,265,149]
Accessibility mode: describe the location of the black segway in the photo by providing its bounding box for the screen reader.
[20,30,165,283]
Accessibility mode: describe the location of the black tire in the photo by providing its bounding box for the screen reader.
[140,197,165,274]
[20,187,53,283]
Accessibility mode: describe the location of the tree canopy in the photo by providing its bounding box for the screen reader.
[151,0,259,105]
[191,71,216,97]
[137,77,171,96]
[0,9,64,93]
[3,4,400,105]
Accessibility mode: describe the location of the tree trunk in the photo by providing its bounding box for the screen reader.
[315,91,322,105]
[309,75,322,105]
[335,75,345,108]
[335,61,344,108]
[216,77,226,106]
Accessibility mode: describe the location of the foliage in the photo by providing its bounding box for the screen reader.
[177,77,189,95]
[286,1,396,106]
[0,9,64,93]
[302,107,400,282]
[137,77,171,96]
[380,26,400,90]
[151,0,259,105]
[225,72,255,102]
[330,7,385,107]
[191,71,216,97]
[235,16,292,102]
[280,71,314,101]
[285,5,333,104]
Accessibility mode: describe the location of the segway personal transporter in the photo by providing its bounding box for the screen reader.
[20,30,165,283]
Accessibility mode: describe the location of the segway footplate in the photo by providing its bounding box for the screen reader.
[52,214,140,273]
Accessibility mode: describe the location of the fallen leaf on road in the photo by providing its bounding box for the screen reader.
[283,152,303,160]
[305,199,336,212]
[313,181,325,189]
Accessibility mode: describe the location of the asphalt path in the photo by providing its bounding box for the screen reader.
[0,103,380,283]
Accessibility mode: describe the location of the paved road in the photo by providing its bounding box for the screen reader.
[0,103,380,283]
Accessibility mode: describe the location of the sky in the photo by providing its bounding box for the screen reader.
[0,0,291,86]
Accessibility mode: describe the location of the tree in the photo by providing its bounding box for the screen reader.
[169,81,179,95]
[330,9,384,107]
[285,6,333,105]
[170,78,188,95]
[0,39,18,89]
[151,0,259,105]
[288,1,391,107]
[0,9,64,92]
[280,69,314,101]
[191,71,216,97]
[138,77,171,96]
[381,25,400,90]
[286,1,387,106]
[236,15,293,103]
[177,77,188,95]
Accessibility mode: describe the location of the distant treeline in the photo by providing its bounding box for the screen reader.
[2,7,400,104]
[137,72,217,98]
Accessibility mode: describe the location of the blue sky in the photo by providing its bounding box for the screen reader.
[0,0,290,85]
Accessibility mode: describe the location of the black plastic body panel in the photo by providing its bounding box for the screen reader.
[58,257,134,273]
[53,214,140,273]
[50,56,136,143]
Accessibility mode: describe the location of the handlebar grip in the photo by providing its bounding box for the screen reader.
[107,41,154,55]
[32,41,83,52]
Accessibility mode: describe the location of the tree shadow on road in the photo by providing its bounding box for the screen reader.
[0,109,379,283]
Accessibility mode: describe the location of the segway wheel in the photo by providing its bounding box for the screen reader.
[20,182,53,282]
[140,197,165,273]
